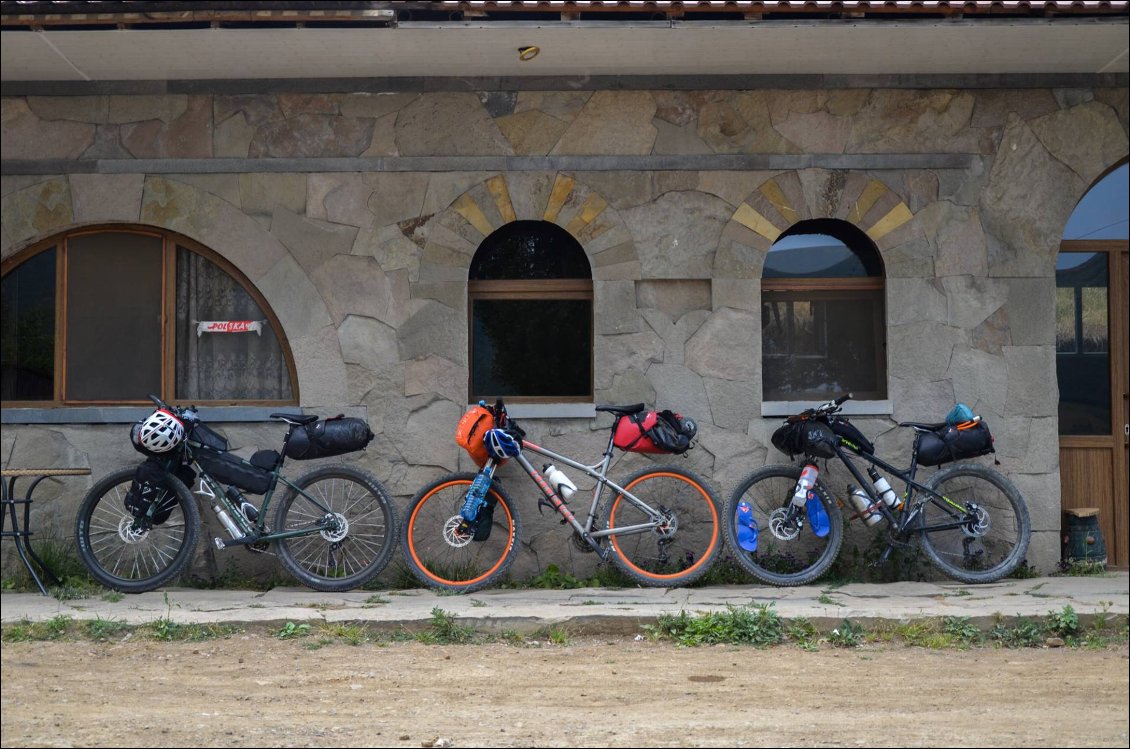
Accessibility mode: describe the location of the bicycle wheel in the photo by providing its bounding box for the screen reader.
[272,466,399,592]
[724,464,843,586]
[401,472,520,593]
[75,466,200,593]
[918,463,1031,584]
[606,466,722,587]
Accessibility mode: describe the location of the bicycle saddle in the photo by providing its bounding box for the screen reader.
[270,413,319,426]
[595,403,646,416]
[898,421,946,431]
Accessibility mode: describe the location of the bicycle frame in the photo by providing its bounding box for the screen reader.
[828,433,981,545]
[477,429,674,560]
[176,442,344,548]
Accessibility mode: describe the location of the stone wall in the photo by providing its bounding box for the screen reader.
[2,87,1128,583]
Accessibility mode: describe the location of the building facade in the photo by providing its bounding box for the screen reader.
[2,2,1128,583]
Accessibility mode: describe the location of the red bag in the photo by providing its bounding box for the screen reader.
[455,405,494,467]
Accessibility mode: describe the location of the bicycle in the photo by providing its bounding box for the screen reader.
[724,394,1031,586]
[401,399,722,593]
[75,395,399,593]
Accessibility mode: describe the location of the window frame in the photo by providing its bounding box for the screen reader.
[466,222,595,405]
[0,225,299,408]
[760,224,888,403]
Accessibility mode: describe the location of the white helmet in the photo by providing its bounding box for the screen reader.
[136,409,185,453]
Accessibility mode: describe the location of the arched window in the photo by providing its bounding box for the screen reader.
[1056,161,1128,435]
[761,218,886,401]
[1,227,297,406]
[468,220,593,402]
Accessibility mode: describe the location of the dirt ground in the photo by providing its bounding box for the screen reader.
[1,635,1128,748]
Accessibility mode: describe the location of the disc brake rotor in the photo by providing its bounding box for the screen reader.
[319,512,349,543]
[768,507,801,541]
[961,503,990,538]
[118,516,149,543]
[443,515,473,548]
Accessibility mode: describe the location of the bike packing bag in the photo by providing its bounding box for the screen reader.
[250,449,281,471]
[194,449,275,495]
[455,405,495,467]
[612,409,696,455]
[125,458,195,524]
[284,416,375,461]
[771,419,838,460]
[829,416,874,454]
[917,419,995,467]
[188,423,229,452]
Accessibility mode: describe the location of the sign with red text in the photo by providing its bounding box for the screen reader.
[195,320,264,337]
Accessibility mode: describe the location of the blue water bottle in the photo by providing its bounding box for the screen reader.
[460,471,492,522]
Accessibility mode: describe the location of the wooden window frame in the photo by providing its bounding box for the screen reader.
[0,225,299,408]
[467,278,595,405]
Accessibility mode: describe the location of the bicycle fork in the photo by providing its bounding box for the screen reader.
[512,452,612,561]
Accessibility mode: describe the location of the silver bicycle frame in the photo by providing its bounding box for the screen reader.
[501,431,668,554]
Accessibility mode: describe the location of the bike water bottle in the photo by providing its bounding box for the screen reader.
[542,464,577,500]
[460,471,492,522]
[791,464,819,508]
[867,467,899,509]
[211,501,244,538]
[847,485,882,526]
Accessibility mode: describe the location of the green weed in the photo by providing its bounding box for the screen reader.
[276,621,312,639]
[417,607,476,644]
[648,603,784,647]
[828,619,864,648]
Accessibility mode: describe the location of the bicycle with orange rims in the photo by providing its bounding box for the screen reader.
[401,399,722,593]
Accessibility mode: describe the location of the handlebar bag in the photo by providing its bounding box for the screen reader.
[918,420,995,467]
[189,423,230,453]
[285,416,375,461]
[771,419,837,459]
[194,450,275,494]
[613,410,696,455]
[454,405,494,467]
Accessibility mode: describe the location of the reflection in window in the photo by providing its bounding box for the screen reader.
[1,229,296,406]
[1062,163,1129,240]
[762,219,886,401]
[1055,251,1110,435]
[469,221,593,402]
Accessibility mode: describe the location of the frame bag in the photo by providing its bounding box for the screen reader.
[194,450,276,495]
[917,419,995,467]
[285,417,375,461]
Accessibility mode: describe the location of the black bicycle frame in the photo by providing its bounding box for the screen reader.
[827,429,973,540]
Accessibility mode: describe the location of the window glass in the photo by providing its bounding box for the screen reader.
[472,299,591,397]
[469,220,591,280]
[469,221,593,402]
[763,232,879,278]
[175,247,293,401]
[66,233,163,401]
[0,247,56,400]
[1062,163,1129,240]
[1056,251,1110,435]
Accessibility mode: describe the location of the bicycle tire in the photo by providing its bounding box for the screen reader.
[401,472,520,593]
[918,463,1031,584]
[724,464,843,586]
[605,466,722,587]
[272,466,399,592]
[75,466,200,593]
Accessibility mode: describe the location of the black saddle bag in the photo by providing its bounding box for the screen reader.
[918,420,995,467]
[284,417,375,460]
[771,419,838,459]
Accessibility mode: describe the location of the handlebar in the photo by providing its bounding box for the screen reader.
[786,393,852,423]
[147,394,200,425]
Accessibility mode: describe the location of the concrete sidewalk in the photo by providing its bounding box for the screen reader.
[2,573,1126,634]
